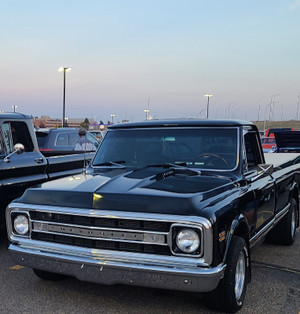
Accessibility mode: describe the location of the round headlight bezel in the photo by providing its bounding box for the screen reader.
[172,225,202,256]
[13,214,29,236]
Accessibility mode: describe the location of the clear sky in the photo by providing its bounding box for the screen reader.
[1,0,300,123]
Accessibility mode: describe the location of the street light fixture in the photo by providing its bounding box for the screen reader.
[144,109,150,120]
[12,105,18,113]
[204,94,213,119]
[110,114,116,123]
[58,66,72,127]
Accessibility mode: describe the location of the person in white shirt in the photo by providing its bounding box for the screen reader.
[74,128,97,151]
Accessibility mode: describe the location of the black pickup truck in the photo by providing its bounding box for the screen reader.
[6,120,299,313]
[0,113,92,226]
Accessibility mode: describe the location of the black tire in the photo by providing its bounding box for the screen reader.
[267,198,297,245]
[33,268,67,281]
[207,236,249,313]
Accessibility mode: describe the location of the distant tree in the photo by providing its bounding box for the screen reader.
[100,120,104,125]
[80,118,90,130]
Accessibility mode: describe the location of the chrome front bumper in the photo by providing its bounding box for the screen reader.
[9,243,225,292]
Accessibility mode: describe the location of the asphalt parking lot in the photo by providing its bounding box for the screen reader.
[0,229,299,314]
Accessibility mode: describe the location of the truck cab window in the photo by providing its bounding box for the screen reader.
[1,122,14,153]
[56,133,69,146]
[244,132,263,168]
[2,121,34,153]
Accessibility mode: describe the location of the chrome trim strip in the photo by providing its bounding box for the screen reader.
[32,221,169,246]
[9,203,211,227]
[250,219,274,248]
[32,220,170,236]
[9,237,210,267]
[274,203,290,222]
[250,203,290,247]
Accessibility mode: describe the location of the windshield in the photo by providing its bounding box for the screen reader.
[92,128,238,170]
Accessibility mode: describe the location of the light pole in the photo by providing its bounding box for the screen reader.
[297,92,300,120]
[58,66,72,127]
[12,105,18,113]
[110,114,115,124]
[204,94,213,119]
[144,109,150,120]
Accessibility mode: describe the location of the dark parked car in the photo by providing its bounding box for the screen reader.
[36,128,99,156]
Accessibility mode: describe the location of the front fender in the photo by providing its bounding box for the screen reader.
[222,214,251,282]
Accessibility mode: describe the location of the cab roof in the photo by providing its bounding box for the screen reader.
[109,119,255,129]
[0,112,32,120]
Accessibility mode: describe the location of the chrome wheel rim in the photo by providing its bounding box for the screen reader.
[235,251,246,301]
[291,208,296,238]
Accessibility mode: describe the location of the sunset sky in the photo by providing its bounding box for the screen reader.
[1,0,300,123]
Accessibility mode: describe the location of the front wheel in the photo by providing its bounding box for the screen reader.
[33,268,67,281]
[207,236,249,313]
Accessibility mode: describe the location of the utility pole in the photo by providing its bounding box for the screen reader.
[204,94,213,119]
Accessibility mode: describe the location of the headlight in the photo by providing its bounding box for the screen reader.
[176,228,200,253]
[13,215,29,235]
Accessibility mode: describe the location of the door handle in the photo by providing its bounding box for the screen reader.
[35,158,44,164]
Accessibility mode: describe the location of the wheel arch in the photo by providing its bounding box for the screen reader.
[290,183,299,228]
[223,215,251,282]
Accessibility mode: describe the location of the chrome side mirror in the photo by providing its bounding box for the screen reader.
[258,164,273,176]
[246,164,273,182]
[3,143,25,163]
[14,143,25,154]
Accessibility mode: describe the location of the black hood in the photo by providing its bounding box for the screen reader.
[18,167,236,216]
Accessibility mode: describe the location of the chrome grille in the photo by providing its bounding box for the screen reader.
[30,211,170,232]
[8,203,214,264]
[30,211,172,255]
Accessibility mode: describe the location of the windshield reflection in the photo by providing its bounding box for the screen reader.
[92,128,238,171]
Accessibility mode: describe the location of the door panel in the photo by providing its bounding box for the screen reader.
[0,151,47,190]
[252,174,276,230]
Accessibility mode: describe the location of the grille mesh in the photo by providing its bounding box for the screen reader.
[30,211,170,232]
[30,211,172,255]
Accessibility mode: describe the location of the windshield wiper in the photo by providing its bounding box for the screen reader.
[93,160,126,168]
[146,163,201,176]
[146,162,187,168]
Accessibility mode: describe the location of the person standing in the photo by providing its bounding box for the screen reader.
[74,128,97,151]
